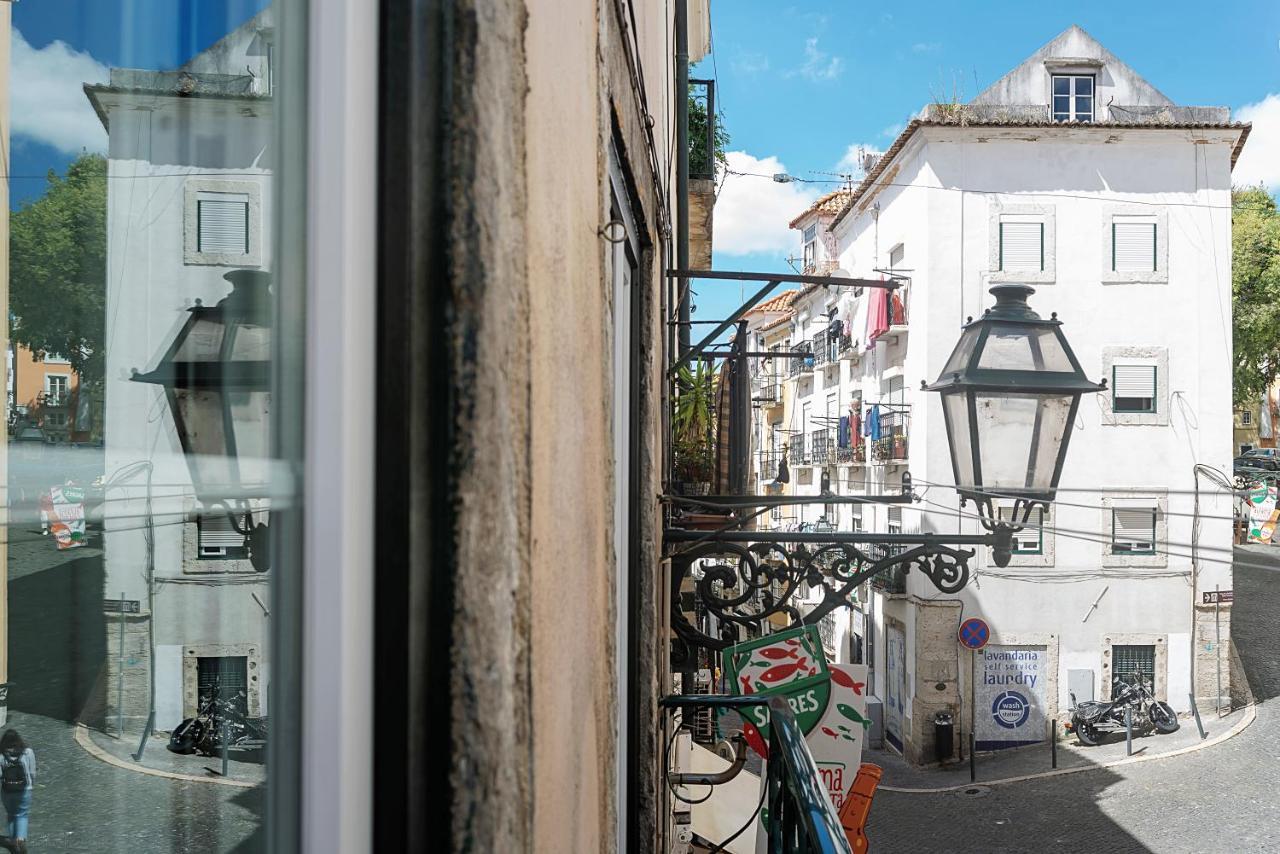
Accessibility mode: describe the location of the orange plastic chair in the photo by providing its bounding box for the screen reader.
[838,763,883,854]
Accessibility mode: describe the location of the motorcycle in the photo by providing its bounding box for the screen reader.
[167,687,268,757]
[1067,670,1179,746]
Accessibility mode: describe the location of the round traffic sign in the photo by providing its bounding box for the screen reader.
[958,618,990,650]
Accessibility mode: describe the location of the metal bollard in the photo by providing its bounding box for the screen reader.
[1189,693,1207,740]
[1050,719,1057,769]
[969,732,976,782]
[221,720,230,778]
[1125,705,1133,756]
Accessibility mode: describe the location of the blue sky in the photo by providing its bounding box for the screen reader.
[9,0,268,206]
[692,0,1280,324]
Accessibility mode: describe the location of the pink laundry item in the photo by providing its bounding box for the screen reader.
[865,281,889,349]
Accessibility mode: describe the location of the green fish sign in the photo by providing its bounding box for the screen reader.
[720,625,831,743]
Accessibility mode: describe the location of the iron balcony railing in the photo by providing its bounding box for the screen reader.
[809,429,832,466]
[788,344,814,378]
[758,449,780,480]
[870,406,910,464]
[870,563,908,594]
[812,330,840,367]
[789,438,809,466]
[659,695,853,854]
[754,371,781,404]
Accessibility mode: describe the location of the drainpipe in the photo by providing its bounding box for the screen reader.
[675,0,690,356]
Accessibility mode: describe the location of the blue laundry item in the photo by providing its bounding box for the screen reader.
[867,405,882,441]
[863,408,872,436]
[838,416,850,448]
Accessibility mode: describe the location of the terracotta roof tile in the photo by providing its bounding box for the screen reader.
[749,289,798,314]
[788,189,854,229]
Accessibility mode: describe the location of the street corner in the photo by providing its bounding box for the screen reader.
[871,700,1255,794]
[74,725,264,789]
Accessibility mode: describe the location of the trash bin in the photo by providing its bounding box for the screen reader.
[934,711,955,763]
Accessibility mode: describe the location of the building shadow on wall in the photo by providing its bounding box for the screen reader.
[8,552,107,724]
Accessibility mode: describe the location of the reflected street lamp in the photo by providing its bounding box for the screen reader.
[926,283,1105,564]
[132,269,273,571]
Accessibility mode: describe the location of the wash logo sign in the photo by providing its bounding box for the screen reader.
[975,645,1047,748]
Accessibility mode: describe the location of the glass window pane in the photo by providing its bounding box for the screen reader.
[1075,76,1093,95]
[976,327,1074,372]
[975,393,1071,492]
[1075,96,1093,119]
[1053,76,1070,95]
[943,392,976,490]
[8,4,296,849]
[1053,96,1071,117]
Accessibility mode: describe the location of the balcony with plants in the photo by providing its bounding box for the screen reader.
[870,406,910,465]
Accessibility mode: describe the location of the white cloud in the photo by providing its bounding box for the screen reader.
[880,123,904,139]
[1235,94,1280,190]
[911,42,942,53]
[714,151,821,256]
[836,144,885,175]
[731,51,770,76]
[12,29,108,155]
[787,37,843,82]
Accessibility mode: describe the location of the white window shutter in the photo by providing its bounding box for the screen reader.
[199,515,245,548]
[1113,221,1156,272]
[198,196,250,254]
[1113,508,1156,549]
[1113,365,1156,399]
[998,506,1044,552]
[1000,221,1042,271]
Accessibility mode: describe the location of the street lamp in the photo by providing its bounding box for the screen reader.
[131,269,273,571]
[926,283,1105,562]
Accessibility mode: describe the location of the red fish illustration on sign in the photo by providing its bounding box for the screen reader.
[830,668,866,695]
[757,657,809,686]
[758,647,800,661]
[740,674,754,694]
[743,721,769,758]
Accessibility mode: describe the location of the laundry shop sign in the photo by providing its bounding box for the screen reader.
[975,645,1047,749]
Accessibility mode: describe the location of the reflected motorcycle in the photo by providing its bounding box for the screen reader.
[1067,670,1179,746]
[167,689,268,757]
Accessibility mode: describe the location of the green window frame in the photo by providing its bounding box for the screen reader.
[1112,221,1157,272]
[998,221,1044,272]
[1111,508,1157,555]
[1111,364,1157,413]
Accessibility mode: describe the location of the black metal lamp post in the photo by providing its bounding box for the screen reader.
[132,269,273,571]
[926,283,1105,565]
[664,280,1103,654]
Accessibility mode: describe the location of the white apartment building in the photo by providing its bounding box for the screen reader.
[751,25,1247,764]
[88,10,275,733]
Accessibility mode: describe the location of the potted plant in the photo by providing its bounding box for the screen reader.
[672,361,716,496]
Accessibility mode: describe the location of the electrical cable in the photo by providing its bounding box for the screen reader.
[709,780,767,854]
[663,721,716,805]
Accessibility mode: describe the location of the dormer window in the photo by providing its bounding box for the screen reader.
[802,224,818,270]
[1052,74,1094,122]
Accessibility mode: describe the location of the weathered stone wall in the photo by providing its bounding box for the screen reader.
[907,597,961,764]
[689,179,716,270]
[100,613,151,735]
[1194,601,1235,709]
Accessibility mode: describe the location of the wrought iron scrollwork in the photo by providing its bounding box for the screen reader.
[670,536,978,653]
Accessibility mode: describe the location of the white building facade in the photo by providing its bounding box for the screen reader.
[89,11,275,734]
[756,26,1247,763]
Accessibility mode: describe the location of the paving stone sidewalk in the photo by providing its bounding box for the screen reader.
[80,726,267,787]
[867,702,1250,791]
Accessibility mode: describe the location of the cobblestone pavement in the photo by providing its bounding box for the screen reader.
[5,525,262,852]
[865,546,1280,854]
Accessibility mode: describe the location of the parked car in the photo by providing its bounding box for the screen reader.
[1241,447,1280,461]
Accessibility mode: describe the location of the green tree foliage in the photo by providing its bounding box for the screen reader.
[688,85,730,178]
[1233,186,1280,406]
[11,153,107,382]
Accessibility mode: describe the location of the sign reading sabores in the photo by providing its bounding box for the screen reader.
[975,644,1047,750]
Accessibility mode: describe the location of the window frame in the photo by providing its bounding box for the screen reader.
[1110,507,1157,555]
[1051,73,1095,122]
[988,203,1056,284]
[1111,219,1157,273]
[802,223,818,270]
[183,178,264,267]
[1111,364,1158,414]
[1101,492,1168,567]
[998,221,1044,272]
[1101,206,1169,284]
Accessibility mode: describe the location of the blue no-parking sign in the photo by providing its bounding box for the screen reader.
[958,617,990,650]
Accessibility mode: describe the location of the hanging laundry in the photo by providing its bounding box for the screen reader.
[848,407,861,440]
[890,291,906,326]
[865,283,889,348]
[867,405,882,441]
[838,415,850,448]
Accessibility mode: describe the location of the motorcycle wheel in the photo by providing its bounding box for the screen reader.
[1073,716,1101,746]
[1149,702,1180,734]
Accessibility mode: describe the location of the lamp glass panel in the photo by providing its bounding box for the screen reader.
[942,326,983,375]
[171,387,236,488]
[228,390,272,486]
[942,391,975,489]
[976,326,1073,372]
[172,317,227,362]
[974,392,1072,492]
[228,320,271,362]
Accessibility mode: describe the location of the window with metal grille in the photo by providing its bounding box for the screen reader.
[886,506,903,557]
[1112,365,1157,413]
[802,224,818,270]
[999,221,1043,271]
[1110,644,1155,698]
[198,514,248,560]
[1052,74,1094,122]
[1112,217,1157,272]
[998,505,1046,554]
[197,192,250,254]
[197,655,249,718]
[1242,410,1253,425]
[1111,508,1156,554]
